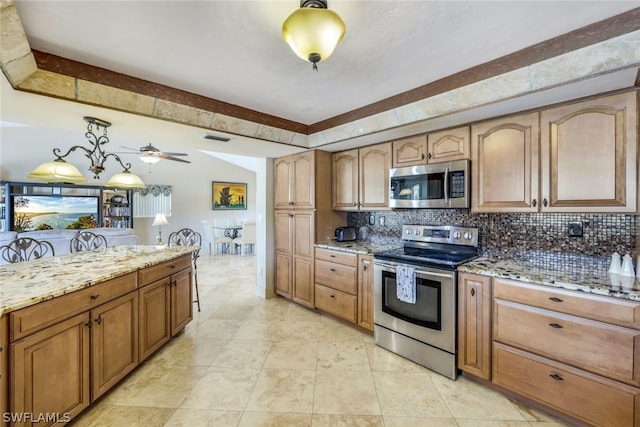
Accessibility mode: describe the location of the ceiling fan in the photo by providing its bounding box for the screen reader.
[120,143,191,164]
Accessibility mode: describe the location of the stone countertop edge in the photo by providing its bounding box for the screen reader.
[0,245,198,315]
[315,240,399,255]
[459,256,640,302]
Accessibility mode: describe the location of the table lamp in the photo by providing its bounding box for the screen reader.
[152,213,169,244]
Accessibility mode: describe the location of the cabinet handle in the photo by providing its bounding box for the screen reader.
[421,153,425,160]
[85,320,92,328]
[330,294,336,298]
[0,345,3,352]
[90,294,100,300]
[330,268,336,272]
[549,323,563,329]
[94,315,102,325]
[543,198,548,207]
[428,153,432,159]
[170,265,176,269]
[532,199,537,207]
[470,288,475,297]
[549,373,564,381]
[353,202,357,206]
[549,297,563,303]
[363,264,368,271]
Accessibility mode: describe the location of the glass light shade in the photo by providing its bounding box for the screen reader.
[152,213,169,226]
[282,7,345,63]
[140,154,161,164]
[27,159,88,183]
[105,170,147,189]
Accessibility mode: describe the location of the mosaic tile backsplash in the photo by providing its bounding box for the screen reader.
[348,210,637,274]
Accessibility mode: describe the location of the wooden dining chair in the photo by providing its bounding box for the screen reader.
[70,231,108,253]
[0,237,55,263]
[168,228,202,312]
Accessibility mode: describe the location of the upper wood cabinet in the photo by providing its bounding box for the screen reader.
[471,112,540,212]
[392,135,427,167]
[427,126,470,163]
[540,91,637,213]
[274,151,315,210]
[472,91,638,213]
[333,142,391,211]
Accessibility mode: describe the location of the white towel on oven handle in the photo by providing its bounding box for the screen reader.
[396,264,416,304]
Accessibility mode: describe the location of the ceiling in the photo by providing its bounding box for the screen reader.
[2,1,639,159]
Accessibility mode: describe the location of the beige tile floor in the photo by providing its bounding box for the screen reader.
[72,254,570,427]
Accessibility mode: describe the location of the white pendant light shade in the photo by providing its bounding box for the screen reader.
[282,2,345,67]
[105,170,147,189]
[27,159,88,183]
[140,154,161,164]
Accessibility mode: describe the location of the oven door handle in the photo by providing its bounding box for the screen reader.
[374,261,455,279]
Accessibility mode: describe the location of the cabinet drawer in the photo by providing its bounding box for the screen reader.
[493,278,640,329]
[315,259,357,294]
[493,299,640,386]
[315,284,357,323]
[493,343,640,427]
[138,255,192,287]
[315,248,357,266]
[10,272,137,342]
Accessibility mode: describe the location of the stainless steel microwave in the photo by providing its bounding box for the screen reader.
[389,159,470,208]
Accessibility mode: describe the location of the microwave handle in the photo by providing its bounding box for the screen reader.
[444,167,450,203]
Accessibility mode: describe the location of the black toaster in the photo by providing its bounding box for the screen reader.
[335,227,356,242]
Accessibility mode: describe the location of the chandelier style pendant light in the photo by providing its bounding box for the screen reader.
[282,0,346,71]
[28,116,146,188]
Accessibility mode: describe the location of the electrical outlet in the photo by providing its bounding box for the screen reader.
[369,214,375,225]
[379,216,385,226]
[568,221,583,237]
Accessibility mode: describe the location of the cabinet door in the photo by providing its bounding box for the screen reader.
[275,252,292,299]
[457,273,492,379]
[332,149,359,211]
[171,268,193,336]
[291,151,315,210]
[427,126,470,163]
[357,255,374,331]
[0,315,7,419]
[471,112,540,212]
[359,143,391,210]
[274,156,292,209]
[91,292,138,400]
[540,91,637,212]
[274,211,293,255]
[139,278,171,362]
[293,256,314,308]
[11,313,90,424]
[392,135,427,167]
[293,212,314,259]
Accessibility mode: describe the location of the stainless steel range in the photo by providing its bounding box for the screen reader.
[373,224,479,379]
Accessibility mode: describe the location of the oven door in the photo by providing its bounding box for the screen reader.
[374,259,456,353]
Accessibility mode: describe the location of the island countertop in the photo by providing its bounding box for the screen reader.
[0,245,197,316]
[459,256,640,302]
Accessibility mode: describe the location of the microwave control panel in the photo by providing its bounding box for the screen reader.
[449,171,465,198]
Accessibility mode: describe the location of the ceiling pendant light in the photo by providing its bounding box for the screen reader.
[28,116,146,189]
[282,0,346,71]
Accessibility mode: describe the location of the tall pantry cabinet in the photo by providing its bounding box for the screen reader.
[274,150,346,308]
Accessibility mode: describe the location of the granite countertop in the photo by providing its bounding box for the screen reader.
[0,245,197,316]
[315,240,399,255]
[459,256,640,302]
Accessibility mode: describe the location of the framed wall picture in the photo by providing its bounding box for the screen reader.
[212,181,247,210]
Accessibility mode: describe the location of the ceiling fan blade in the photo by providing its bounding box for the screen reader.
[162,152,188,156]
[157,152,191,163]
[120,146,142,152]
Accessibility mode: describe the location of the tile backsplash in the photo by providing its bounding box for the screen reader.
[348,209,637,273]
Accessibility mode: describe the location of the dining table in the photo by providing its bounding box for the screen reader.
[213,225,243,239]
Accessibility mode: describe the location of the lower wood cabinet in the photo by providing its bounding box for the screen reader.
[457,272,491,380]
[493,342,640,427]
[6,255,194,426]
[314,248,374,331]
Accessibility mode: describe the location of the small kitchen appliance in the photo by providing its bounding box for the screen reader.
[373,224,479,379]
[335,227,356,242]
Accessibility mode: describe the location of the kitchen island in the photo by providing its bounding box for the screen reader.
[0,245,197,425]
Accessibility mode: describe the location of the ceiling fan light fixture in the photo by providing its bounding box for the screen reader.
[282,0,345,71]
[140,154,161,164]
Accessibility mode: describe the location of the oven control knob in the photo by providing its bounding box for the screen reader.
[453,231,461,239]
[406,229,412,235]
[463,232,472,240]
